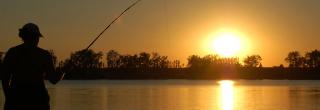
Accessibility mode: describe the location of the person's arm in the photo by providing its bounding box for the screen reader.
[45,52,65,84]
[2,50,12,98]
[48,69,64,84]
[2,73,11,98]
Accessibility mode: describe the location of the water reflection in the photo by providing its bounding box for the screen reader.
[1,80,320,110]
[219,80,235,110]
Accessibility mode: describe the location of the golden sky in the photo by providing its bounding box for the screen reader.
[1,0,320,67]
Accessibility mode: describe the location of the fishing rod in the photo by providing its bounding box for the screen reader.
[62,0,141,74]
[85,0,142,50]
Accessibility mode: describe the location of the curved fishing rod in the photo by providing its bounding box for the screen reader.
[85,0,142,50]
[62,0,141,74]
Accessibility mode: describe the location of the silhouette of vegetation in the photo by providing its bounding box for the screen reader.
[106,50,171,69]
[59,50,181,79]
[44,49,320,80]
[106,50,120,68]
[284,50,320,68]
[187,55,203,68]
[187,54,241,68]
[285,51,305,68]
[59,49,103,78]
[305,49,320,68]
[171,60,182,68]
[243,55,262,67]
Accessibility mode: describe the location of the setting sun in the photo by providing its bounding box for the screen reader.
[202,28,250,58]
[213,32,241,57]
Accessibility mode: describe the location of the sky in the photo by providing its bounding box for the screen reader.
[1,0,320,67]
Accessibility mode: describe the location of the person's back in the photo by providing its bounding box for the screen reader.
[2,23,64,110]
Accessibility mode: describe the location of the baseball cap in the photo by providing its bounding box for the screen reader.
[19,23,43,37]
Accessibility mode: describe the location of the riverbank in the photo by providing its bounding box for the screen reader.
[63,67,320,80]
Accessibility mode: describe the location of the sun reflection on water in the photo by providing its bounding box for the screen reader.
[218,80,235,110]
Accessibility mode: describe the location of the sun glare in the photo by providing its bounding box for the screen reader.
[202,28,250,59]
[213,32,241,57]
[218,80,235,110]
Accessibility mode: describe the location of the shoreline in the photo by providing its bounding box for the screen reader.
[62,67,320,80]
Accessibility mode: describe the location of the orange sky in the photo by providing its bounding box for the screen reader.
[1,0,320,67]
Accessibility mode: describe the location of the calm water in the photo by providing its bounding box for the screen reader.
[1,80,320,110]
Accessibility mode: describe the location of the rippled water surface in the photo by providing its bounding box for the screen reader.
[1,80,320,110]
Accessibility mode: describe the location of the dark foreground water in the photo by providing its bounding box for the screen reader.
[1,80,320,110]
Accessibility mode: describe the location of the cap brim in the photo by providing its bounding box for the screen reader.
[39,33,43,37]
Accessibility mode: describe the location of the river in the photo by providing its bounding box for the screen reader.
[1,80,320,110]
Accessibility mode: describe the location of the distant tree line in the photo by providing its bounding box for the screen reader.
[57,49,182,72]
[187,54,240,68]
[187,54,262,68]
[0,50,263,72]
[1,49,319,74]
[285,49,320,68]
[106,50,174,69]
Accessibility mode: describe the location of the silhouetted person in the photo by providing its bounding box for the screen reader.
[2,23,64,110]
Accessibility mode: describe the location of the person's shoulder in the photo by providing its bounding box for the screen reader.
[36,47,51,56]
[6,44,24,54]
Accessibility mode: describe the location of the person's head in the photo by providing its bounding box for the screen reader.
[19,23,43,46]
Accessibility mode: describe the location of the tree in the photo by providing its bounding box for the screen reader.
[118,55,129,68]
[106,50,120,68]
[150,52,161,68]
[61,49,103,72]
[285,51,304,68]
[305,49,320,68]
[118,54,138,68]
[202,54,218,65]
[171,60,181,68]
[139,52,151,68]
[187,55,202,68]
[243,55,262,67]
[159,56,169,68]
